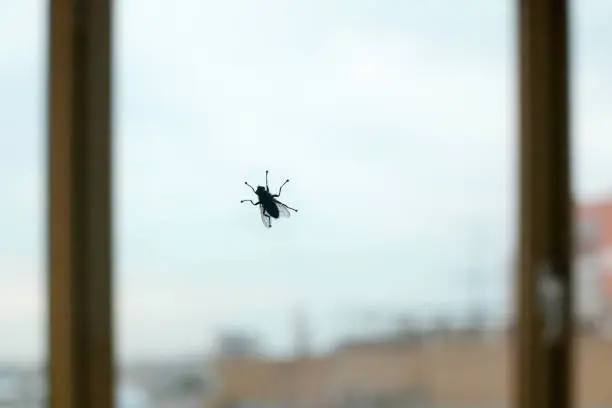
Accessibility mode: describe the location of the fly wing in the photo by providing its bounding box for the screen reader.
[275,200,292,218]
[260,205,272,228]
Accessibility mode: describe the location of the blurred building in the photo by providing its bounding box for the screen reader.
[217,332,262,358]
[575,196,612,332]
[207,330,512,408]
[0,373,22,406]
[119,358,210,408]
[208,355,329,408]
[0,365,45,408]
[208,330,612,408]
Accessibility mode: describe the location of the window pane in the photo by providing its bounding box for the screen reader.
[572,1,612,407]
[116,1,516,407]
[0,1,46,407]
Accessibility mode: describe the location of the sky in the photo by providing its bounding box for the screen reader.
[0,0,612,364]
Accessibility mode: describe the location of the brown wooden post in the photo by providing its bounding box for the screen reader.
[515,0,573,408]
[47,0,114,407]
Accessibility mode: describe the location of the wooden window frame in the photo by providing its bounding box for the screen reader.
[46,0,572,407]
[47,0,113,407]
[516,1,572,408]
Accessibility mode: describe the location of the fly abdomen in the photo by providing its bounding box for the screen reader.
[264,201,280,218]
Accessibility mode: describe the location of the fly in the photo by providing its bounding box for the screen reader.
[241,170,298,228]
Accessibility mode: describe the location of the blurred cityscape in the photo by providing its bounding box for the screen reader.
[3,196,612,408]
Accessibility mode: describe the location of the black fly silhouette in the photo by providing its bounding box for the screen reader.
[241,170,298,228]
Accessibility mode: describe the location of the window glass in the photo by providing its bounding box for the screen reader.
[116,2,516,407]
[572,1,612,404]
[0,1,47,407]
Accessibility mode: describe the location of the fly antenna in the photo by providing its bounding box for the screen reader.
[244,181,256,193]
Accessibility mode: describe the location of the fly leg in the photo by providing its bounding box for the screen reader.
[265,170,270,192]
[273,179,290,197]
[261,208,273,228]
[276,199,298,212]
[244,181,256,194]
[241,200,260,206]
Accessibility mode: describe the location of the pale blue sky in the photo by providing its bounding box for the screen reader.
[0,0,611,363]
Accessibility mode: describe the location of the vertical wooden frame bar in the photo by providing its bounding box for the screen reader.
[516,0,572,408]
[47,0,114,407]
